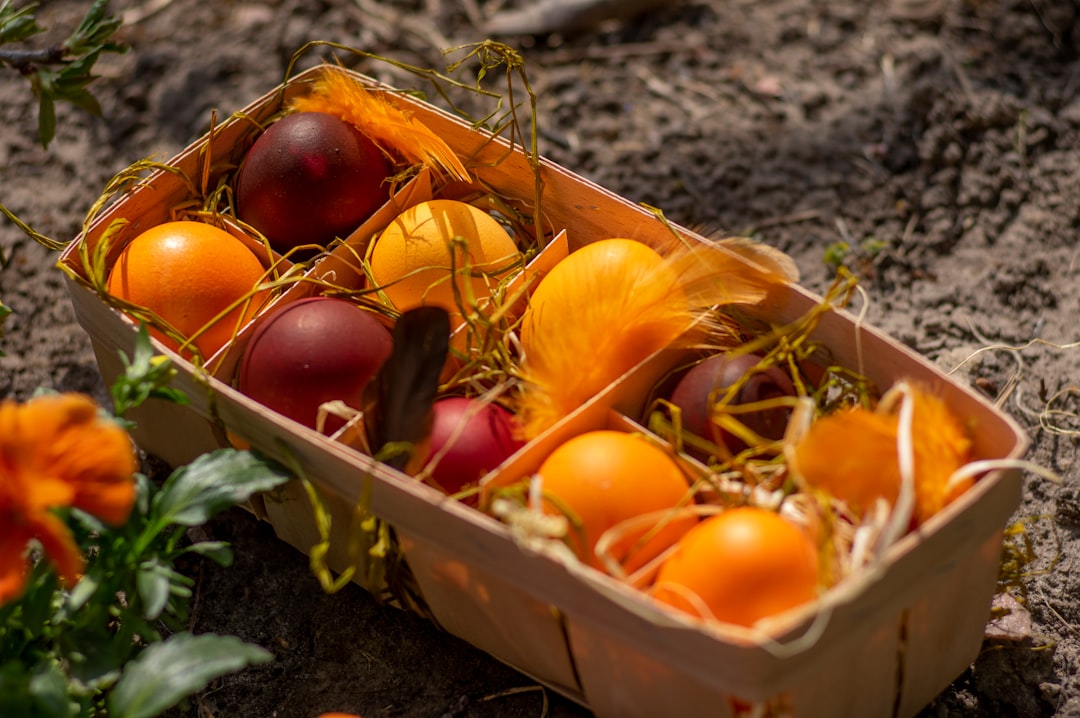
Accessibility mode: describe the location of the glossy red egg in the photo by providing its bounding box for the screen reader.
[669,353,796,454]
[236,111,391,254]
[424,397,524,499]
[238,296,393,432]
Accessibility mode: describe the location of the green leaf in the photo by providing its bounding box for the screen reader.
[182,541,234,567]
[15,564,59,633]
[28,660,78,718]
[152,450,291,528]
[133,472,152,518]
[108,632,272,718]
[0,0,44,44]
[136,559,171,621]
[135,558,195,622]
[0,661,35,717]
[822,240,850,270]
[64,573,100,614]
[65,0,122,54]
[55,83,103,117]
[111,325,190,417]
[61,636,126,694]
[36,79,56,149]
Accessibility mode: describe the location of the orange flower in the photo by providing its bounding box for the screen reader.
[0,393,137,603]
[791,382,973,525]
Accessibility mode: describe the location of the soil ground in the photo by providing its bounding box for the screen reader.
[2,0,1080,716]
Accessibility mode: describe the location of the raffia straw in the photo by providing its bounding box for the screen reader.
[874,382,917,559]
[593,505,712,587]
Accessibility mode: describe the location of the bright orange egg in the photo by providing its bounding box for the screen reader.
[106,221,268,358]
[537,430,695,572]
[652,507,819,628]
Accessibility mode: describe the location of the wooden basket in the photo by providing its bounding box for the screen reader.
[60,64,1029,718]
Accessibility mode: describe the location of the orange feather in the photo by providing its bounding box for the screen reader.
[514,237,798,439]
[288,65,470,183]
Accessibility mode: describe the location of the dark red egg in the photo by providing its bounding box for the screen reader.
[238,296,393,432]
[236,111,391,254]
[668,353,796,455]
[424,397,525,499]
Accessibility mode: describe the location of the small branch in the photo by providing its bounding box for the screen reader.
[0,43,66,70]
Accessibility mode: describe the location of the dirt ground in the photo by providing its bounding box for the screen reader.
[2,0,1079,716]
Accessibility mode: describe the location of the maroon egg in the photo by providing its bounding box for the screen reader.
[236,111,391,254]
[425,397,525,499]
[668,353,796,455]
[238,296,393,432]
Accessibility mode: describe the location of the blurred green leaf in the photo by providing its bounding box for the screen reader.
[152,450,291,528]
[0,0,43,44]
[111,325,190,417]
[823,241,850,270]
[108,632,272,718]
[0,661,35,718]
[135,559,171,622]
[66,0,122,54]
[28,660,78,718]
[0,0,127,148]
[183,540,234,567]
[33,67,56,147]
[64,573,100,614]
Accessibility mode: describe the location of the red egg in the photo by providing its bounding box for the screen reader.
[668,353,796,454]
[236,111,391,254]
[424,397,524,499]
[238,297,393,432]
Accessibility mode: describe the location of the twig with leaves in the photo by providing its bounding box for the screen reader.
[0,0,126,148]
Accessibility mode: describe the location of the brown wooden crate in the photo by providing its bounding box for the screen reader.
[60,64,1030,718]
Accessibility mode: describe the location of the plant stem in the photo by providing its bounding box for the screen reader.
[0,44,66,71]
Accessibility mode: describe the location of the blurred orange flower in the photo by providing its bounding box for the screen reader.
[0,393,137,603]
[792,382,973,525]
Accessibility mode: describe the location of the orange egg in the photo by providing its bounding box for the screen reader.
[536,430,695,572]
[652,507,819,627]
[106,221,268,358]
[367,199,520,329]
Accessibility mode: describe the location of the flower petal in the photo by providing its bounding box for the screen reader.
[31,511,85,588]
[0,516,33,604]
[17,394,137,526]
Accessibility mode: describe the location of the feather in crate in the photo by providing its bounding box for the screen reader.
[363,306,451,472]
[514,237,798,440]
[289,66,470,183]
[790,381,974,528]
